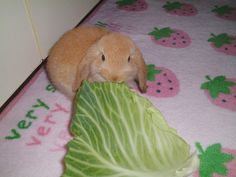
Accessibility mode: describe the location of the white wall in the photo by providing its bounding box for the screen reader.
[0,0,99,107]
[0,0,41,107]
[28,0,100,58]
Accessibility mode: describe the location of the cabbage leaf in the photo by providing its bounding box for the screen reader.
[62,81,198,177]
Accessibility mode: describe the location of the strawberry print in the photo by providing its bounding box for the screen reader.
[163,1,198,16]
[116,0,148,11]
[208,33,236,56]
[148,27,191,48]
[145,64,179,97]
[201,75,236,112]
[212,5,236,21]
[216,148,236,177]
[194,143,236,177]
[95,21,122,32]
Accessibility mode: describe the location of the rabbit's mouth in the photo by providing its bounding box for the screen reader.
[89,73,127,84]
[89,70,137,87]
[88,73,106,82]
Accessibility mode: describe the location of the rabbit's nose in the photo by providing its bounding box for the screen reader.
[111,76,118,81]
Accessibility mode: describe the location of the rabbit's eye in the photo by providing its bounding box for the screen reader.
[101,54,105,61]
[128,56,131,63]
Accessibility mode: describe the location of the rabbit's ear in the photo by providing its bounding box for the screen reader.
[134,48,147,93]
[72,55,91,92]
[72,43,99,92]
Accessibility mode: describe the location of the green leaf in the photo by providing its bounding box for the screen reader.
[116,0,137,6]
[163,1,183,11]
[148,27,175,40]
[207,33,234,48]
[199,165,212,177]
[212,5,234,16]
[214,164,227,176]
[146,64,161,81]
[62,81,199,177]
[195,143,234,177]
[200,75,236,99]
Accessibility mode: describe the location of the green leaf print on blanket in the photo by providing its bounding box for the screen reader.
[116,0,148,11]
[162,1,198,16]
[212,5,236,21]
[201,75,236,112]
[195,143,235,177]
[208,33,236,56]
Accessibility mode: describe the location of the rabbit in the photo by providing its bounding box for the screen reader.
[46,26,147,99]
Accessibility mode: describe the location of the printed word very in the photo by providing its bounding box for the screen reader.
[26,103,70,146]
[49,129,72,152]
[5,99,49,140]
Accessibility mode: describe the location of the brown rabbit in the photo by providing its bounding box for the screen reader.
[46,26,147,98]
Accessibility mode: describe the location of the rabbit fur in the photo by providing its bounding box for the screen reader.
[46,26,147,98]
